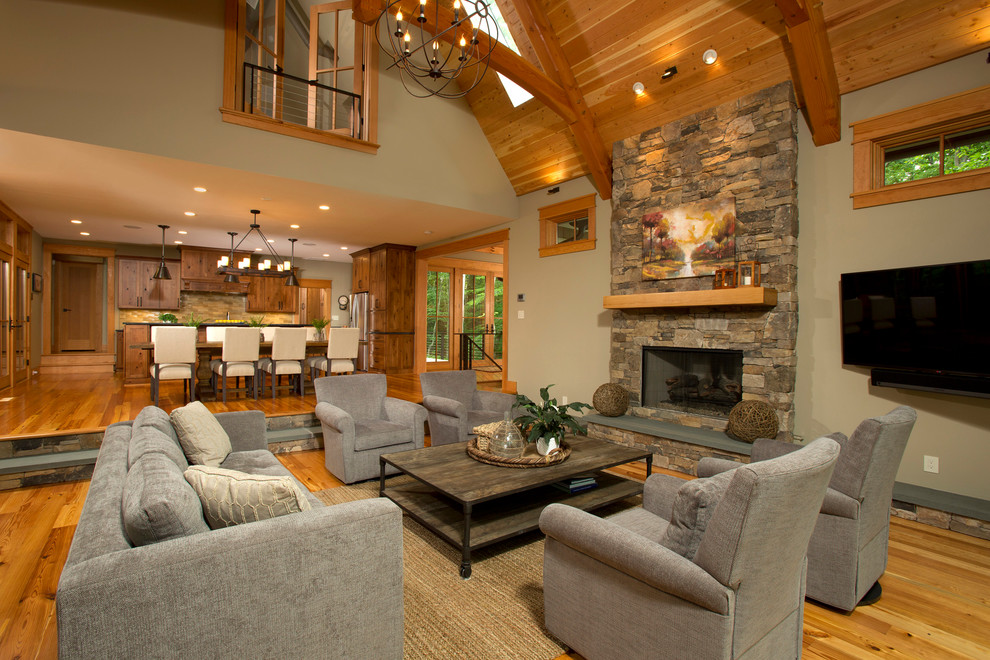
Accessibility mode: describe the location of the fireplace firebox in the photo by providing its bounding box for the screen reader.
[642,347,744,416]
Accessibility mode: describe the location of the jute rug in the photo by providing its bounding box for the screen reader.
[315,479,639,659]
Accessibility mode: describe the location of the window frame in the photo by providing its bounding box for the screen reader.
[221,0,379,154]
[537,193,597,258]
[850,85,990,209]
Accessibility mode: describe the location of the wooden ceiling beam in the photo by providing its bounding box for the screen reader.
[353,0,575,123]
[776,0,841,145]
[511,0,612,199]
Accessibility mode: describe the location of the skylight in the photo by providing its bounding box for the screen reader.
[473,0,534,107]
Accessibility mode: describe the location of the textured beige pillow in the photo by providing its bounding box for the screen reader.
[184,465,312,529]
[170,401,232,466]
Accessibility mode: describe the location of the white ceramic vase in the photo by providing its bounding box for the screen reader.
[536,435,561,456]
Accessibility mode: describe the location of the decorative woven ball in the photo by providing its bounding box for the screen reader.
[592,383,629,417]
[726,400,779,443]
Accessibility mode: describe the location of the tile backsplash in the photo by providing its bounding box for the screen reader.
[118,292,295,326]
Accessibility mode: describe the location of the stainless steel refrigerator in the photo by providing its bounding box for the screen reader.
[349,292,369,371]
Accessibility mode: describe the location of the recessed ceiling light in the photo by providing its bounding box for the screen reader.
[319,205,330,211]
[80,232,90,236]
[173,240,183,244]
[124,225,141,229]
[424,230,433,235]
[702,49,718,65]
[178,230,188,235]
[261,196,271,201]
[303,242,316,246]
[340,246,349,250]
[193,186,207,193]
[323,253,330,257]
[254,248,263,252]
[632,81,645,95]
[267,239,274,243]
[290,224,300,229]
[70,219,82,224]
[184,211,196,217]
[661,66,678,79]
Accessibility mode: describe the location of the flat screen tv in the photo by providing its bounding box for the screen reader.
[840,259,990,383]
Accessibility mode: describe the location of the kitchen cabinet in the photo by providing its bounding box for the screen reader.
[351,250,370,292]
[179,246,249,293]
[122,323,151,384]
[246,275,298,313]
[358,244,415,373]
[298,283,332,324]
[117,257,180,310]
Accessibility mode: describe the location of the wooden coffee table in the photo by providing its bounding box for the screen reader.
[378,436,651,578]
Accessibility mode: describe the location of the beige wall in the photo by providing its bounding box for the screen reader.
[0,1,517,219]
[795,52,990,500]
[505,177,613,406]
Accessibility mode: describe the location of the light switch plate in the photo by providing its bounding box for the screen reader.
[517,310,525,319]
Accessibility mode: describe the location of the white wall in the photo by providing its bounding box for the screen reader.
[795,52,990,500]
[505,177,613,407]
[0,1,517,218]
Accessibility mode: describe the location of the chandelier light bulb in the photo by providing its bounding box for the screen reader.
[703,48,718,65]
[632,81,645,96]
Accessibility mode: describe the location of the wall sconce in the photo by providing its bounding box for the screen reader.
[632,81,645,95]
[661,66,678,79]
[703,49,718,65]
[737,261,762,287]
[713,268,737,289]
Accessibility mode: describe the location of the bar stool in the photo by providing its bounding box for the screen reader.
[149,326,197,407]
[258,327,308,397]
[307,327,360,383]
[210,327,261,403]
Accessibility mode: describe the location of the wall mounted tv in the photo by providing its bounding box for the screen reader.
[840,259,990,398]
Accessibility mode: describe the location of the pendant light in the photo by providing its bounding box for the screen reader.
[285,238,300,287]
[222,232,240,283]
[153,224,172,280]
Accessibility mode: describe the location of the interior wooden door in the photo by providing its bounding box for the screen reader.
[13,265,29,382]
[0,257,9,391]
[53,259,102,352]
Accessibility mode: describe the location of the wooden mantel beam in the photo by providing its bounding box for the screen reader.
[353,0,574,124]
[775,0,841,145]
[511,0,612,199]
[354,0,613,198]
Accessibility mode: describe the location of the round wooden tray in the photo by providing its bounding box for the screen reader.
[466,437,570,468]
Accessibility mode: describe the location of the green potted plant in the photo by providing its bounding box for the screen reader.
[184,314,203,328]
[248,316,267,327]
[311,318,330,340]
[157,312,178,324]
[514,385,592,455]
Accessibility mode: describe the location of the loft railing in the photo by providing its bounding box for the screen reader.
[243,63,363,140]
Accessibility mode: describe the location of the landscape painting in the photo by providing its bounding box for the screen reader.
[642,196,737,280]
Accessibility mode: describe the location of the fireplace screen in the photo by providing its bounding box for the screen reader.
[642,347,744,415]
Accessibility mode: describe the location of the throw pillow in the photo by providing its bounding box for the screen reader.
[122,453,210,547]
[170,401,232,466]
[184,465,312,529]
[660,469,736,560]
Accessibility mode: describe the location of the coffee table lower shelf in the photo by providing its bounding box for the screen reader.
[381,472,642,578]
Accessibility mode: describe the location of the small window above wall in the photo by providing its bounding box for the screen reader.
[538,194,597,257]
[850,85,990,209]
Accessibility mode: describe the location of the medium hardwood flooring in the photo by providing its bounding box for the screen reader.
[1,375,988,658]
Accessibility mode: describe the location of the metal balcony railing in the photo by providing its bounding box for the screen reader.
[243,63,363,140]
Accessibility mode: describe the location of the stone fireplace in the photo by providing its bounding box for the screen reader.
[597,82,799,460]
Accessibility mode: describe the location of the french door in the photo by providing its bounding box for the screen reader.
[13,264,28,383]
[0,258,9,391]
[457,271,503,373]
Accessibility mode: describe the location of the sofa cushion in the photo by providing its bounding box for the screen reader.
[122,453,209,547]
[184,465,312,529]
[170,401,232,466]
[134,405,179,443]
[128,423,189,471]
[353,420,414,451]
[660,469,735,560]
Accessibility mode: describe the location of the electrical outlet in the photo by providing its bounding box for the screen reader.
[561,395,568,405]
[517,310,525,319]
[923,455,939,473]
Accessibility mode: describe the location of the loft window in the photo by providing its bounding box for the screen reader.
[538,194,596,257]
[221,0,378,154]
[850,85,990,209]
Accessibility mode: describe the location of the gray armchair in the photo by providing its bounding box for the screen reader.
[698,405,916,611]
[540,436,839,660]
[315,373,427,484]
[418,370,516,446]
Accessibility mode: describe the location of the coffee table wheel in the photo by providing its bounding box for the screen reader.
[459,562,472,579]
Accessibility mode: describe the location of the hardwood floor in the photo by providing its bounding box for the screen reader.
[1,375,988,658]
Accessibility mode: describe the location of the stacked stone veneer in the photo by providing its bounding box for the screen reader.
[119,291,295,325]
[609,81,799,438]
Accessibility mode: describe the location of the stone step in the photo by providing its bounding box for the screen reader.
[0,449,101,476]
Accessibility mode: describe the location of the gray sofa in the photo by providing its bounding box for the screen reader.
[56,406,404,659]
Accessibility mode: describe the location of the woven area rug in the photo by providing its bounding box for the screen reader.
[315,479,639,659]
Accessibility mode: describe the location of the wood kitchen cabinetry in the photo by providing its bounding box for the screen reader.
[246,275,298,313]
[353,244,415,373]
[351,251,370,292]
[178,246,249,294]
[122,323,151,384]
[117,257,180,309]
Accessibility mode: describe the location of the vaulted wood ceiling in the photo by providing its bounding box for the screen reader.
[414,0,990,198]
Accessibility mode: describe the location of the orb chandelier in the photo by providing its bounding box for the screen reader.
[376,0,499,99]
[216,210,299,287]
